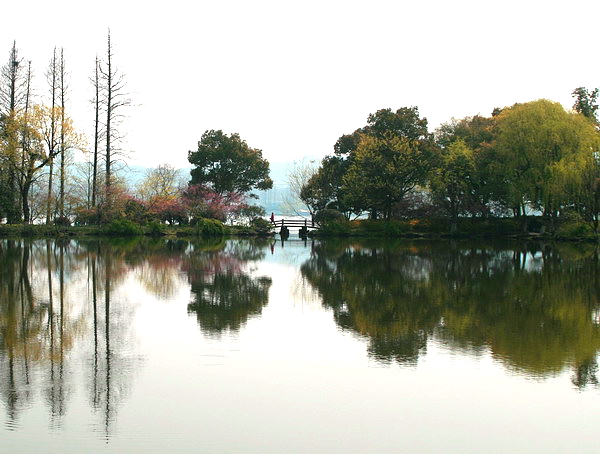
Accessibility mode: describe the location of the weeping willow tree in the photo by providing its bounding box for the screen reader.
[493,99,600,218]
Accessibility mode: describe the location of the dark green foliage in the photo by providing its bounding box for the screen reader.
[557,222,592,238]
[318,219,351,236]
[249,217,273,235]
[556,219,593,239]
[54,216,71,227]
[103,219,144,236]
[188,129,273,195]
[305,107,435,220]
[314,209,346,225]
[124,199,150,224]
[196,218,225,236]
[146,221,166,236]
[355,220,410,236]
[572,87,599,122]
[301,156,351,215]
[314,210,351,235]
[366,107,431,141]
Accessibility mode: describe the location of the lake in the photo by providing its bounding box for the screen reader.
[1,237,599,453]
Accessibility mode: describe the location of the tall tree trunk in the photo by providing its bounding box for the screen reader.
[59,50,66,218]
[91,56,100,209]
[20,61,32,223]
[105,33,113,200]
[46,48,58,225]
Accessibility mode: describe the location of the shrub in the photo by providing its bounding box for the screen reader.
[556,221,593,239]
[314,209,346,226]
[146,221,166,236]
[196,218,225,236]
[318,218,351,236]
[356,220,409,236]
[103,219,143,236]
[249,217,273,235]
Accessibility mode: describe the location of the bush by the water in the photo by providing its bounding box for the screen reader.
[355,220,410,236]
[556,220,593,239]
[249,217,273,235]
[196,218,225,236]
[146,221,166,236]
[318,219,351,236]
[103,219,143,236]
[314,209,346,225]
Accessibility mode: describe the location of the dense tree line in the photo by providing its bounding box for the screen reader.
[301,91,600,231]
[3,33,597,231]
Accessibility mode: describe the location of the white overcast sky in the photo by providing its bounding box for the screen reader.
[2,0,599,169]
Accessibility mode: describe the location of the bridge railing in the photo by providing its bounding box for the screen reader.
[271,218,318,229]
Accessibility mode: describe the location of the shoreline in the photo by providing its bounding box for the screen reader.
[0,220,597,242]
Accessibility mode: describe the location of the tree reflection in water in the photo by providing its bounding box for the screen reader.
[184,239,272,337]
[83,239,144,439]
[0,237,272,435]
[301,239,600,387]
[0,240,89,429]
[1,236,599,438]
[0,239,145,436]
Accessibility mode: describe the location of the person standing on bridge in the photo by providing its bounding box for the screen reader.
[270,212,275,224]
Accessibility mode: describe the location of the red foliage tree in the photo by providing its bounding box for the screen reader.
[182,185,246,222]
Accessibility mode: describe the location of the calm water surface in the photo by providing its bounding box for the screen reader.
[1,237,600,453]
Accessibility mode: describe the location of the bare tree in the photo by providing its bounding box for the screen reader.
[0,41,27,223]
[284,158,318,216]
[90,56,102,208]
[137,164,183,201]
[99,30,131,207]
[58,48,69,218]
[0,41,26,116]
[45,48,59,224]
[13,61,38,223]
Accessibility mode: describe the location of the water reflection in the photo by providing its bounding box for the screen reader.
[0,239,143,435]
[1,237,599,441]
[0,238,275,435]
[300,240,600,387]
[185,239,272,337]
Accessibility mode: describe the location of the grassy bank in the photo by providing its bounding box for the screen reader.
[0,218,275,239]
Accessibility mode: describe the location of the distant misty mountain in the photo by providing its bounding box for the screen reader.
[122,159,304,188]
[119,158,317,216]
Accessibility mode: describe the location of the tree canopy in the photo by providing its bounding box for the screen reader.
[302,107,434,219]
[188,130,273,197]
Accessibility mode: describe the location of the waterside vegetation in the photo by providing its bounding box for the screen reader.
[1,38,600,240]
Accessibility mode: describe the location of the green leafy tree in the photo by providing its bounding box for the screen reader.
[435,114,506,217]
[300,155,353,217]
[304,107,434,219]
[429,139,476,232]
[572,86,599,123]
[188,130,272,197]
[493,99,600,216]
[343,133,432,219]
